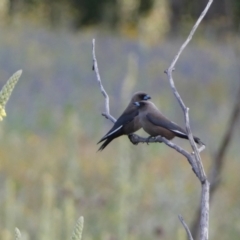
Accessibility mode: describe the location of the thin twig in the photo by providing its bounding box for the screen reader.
[167,0,214,73]
[92,39,116,123]
[165,0,213,180]
[178,215,194,240]
[129,134,199,177]
[164,1,213,240]
[165,0,214,181]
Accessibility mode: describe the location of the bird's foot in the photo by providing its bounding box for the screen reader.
[146,136,154,145]
[128,134,138,145]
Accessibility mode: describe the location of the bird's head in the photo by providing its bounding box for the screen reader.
[131,92,151,102]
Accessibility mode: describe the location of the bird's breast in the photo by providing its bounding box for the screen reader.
[140,113,175,139]
[123,115,141,134]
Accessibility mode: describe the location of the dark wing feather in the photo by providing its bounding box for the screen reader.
[146,113,204,144]
[98,138,114,151]
[98,109,139,144]
[146,113,188,137]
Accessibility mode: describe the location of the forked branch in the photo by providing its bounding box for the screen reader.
[164,1,213,239]
[92,0,213,237]
[92,40,200,178]
[92,39,116,124]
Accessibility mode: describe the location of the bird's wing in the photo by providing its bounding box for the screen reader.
[98,109,139,143]
[146,113,188,138]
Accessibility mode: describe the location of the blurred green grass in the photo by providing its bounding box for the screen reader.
[0,23,239,240]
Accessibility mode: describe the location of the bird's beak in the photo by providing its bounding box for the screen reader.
[143,95,151,100]
[133,102,140,107]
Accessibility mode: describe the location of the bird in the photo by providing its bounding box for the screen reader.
[97,92,151,151]
[133,101,204,145]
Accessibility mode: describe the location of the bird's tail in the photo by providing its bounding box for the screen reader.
[97,138,114,151]
[174,131,205,146]
[97,137,106,144]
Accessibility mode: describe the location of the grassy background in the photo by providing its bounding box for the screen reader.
[0,23,239,240]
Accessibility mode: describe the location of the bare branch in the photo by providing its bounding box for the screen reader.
[178,215,194,240]
[199,181,210,240]
[164,1,213,240]
[129,134,200,177]
[167,0,213,72]
[92,0,213,232]
[92,38,206,180]
[92,38,201,179]
[190,80,240,239]
[165,0,214,182]
[92,39,116,123]
[185,108,206,181]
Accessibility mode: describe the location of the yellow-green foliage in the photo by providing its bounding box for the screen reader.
[14,217,84,240]
[0,70,22,120]
[71,216,84,240]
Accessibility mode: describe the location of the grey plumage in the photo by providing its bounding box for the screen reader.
[134,101,204,145]
[97,92,151,151]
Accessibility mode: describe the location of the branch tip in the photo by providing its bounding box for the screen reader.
[92,38,116,124]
